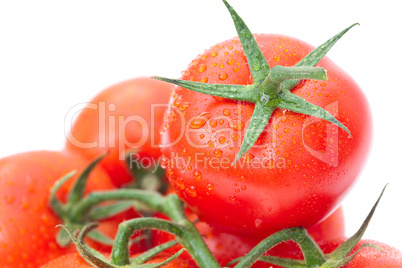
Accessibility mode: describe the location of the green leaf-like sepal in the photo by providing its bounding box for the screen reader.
[234,102,274,163]
[271,90,351,136]
[222,0,270,83]
[152,76,257,103]
[281,23,360,91]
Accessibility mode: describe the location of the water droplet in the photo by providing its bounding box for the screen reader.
[213,149,222,157]
[254,219,263,228]
[232,133,239,141]
[207,140,215,148]
[229,195,236,201]
[210,119,217,127]
[229,119,245,131]
[241,185,247,191]
[179,102,190,111]
[206,183,214,191]
[173,97,182,107]
[227,58,235,65]
[273,123,279,130]
[190,112,211,129]
[218,72,228,81]
[175,178,185,190]
[284,128,290,134]
[273,55,281,62]
[199,133,205,139]
[193,170,202,181]
[218,136,226,144]
[198,64,207,73]
[211,51,218,57]
[186,186,197,197]
[200,77,209,83]
[223,108,231,116]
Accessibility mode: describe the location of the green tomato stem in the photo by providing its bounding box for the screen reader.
[234,227,326,268]
[260,66,327,98]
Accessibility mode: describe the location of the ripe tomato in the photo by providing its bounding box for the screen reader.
[40,252,196,268]
[66,77,172,187]
[319,238,402,268]
[152,207,344,266]
[259,238,402,268]
[0,150,125,267]
[160,33,371,238]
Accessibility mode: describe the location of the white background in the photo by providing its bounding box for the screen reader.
[1,0,401,251]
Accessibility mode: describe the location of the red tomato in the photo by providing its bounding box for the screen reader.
[0,150,125,267]
[161,34,371,238]
[66,77,172,187]
[319,238,402,268]
[260,238,402,268]
[152,207,344,266]
[40,252,196,268]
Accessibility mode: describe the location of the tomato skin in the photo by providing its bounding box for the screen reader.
[66,77,172,187]
[319,239,402,268]
[0,150,121,267]
[152,207,344,266]
[39,252,91,268]
[161,34,372,238]
[40,252,196,268]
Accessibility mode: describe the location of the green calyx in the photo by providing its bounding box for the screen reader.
[153,0,357,163]
[49,154,135,247]
[59,223,185,268]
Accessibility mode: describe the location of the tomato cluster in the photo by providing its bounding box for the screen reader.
[0,1,400,268]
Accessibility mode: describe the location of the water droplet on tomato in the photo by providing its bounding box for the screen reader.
[190,112,211,129]
[213,149,222,157]
[186,186,197,197]
[223,108,231,116]
[175,178,185,190]
[179,102,190,111]
[229,119,245,131]
[200,77,209,83]
[193,170,202,181]
[227,58,235,65]
[210,119,217,127]
[241,185,247,191]
[206,183,214,191]
[207,140,215,148]
[218,136,226,144]
[218,72,228,81]
[254,219,263,228]
[229,195,236,201]
[232,133,240,141]
[198,64,207,73]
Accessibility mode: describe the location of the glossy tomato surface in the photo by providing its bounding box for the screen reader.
[66,77,172,187]
[161,34,371,238]
[0,150,117,267]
